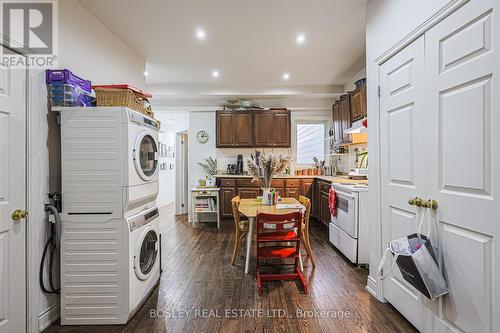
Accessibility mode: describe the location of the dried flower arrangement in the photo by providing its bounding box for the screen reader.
[198,157,217,177]
[247,152,290,188]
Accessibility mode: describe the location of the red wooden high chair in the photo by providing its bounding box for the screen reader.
[256,211,307,295]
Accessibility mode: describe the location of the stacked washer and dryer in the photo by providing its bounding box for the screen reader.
[59,107,161,325]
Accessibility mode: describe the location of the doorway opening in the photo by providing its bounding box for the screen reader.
[175,131,188,215]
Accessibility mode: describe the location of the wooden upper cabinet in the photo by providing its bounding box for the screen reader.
[339,94,352,143]
[233,111,253,147]
[271,110,291,147]
[253,110,273,146]
[216,111,234,147]
[349,83,367,122]
[217,109,291,148]
[332,101,342,144]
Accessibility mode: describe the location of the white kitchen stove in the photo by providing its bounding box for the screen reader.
[329,182,369,265]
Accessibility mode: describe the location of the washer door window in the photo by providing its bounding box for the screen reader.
[134,226,158,281]
[134,132,158,181]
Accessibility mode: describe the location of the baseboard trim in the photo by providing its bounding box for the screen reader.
[38,302,60,332]
[366,276,383,301]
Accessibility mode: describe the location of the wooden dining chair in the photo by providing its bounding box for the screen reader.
[231,196,249,265]
[299,195,316,267]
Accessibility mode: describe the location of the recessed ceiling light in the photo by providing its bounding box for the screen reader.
[283,73,290,80]
[143,70,149,76]
[167,119,174,124]
[212,70,220,78]
[196,28,206,40]
[296,34,306,44]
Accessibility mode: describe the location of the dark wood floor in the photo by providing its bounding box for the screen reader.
[44,204,416,333]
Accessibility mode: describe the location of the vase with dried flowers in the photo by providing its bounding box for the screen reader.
[247,152,290,205]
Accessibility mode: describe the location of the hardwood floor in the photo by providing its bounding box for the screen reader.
[44,204,416,333]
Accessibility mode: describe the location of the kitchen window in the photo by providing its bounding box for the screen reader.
[295,123,326,165]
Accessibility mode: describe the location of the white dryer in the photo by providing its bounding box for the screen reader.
[60,107,159,216]
[123,110,160,214]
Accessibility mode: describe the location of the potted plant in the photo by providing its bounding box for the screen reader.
[247,152,290,205]
[198,157,217,187]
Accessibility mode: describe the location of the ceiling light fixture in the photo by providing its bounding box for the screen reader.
[196,28,206,40]
[143,70,149,76]
[295,33,306,44]
[283,73,290,80]
[212,70,220,78]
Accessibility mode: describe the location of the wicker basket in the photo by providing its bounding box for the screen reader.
[94,87,152,116]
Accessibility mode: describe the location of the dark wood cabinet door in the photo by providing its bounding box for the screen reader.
[332,101,343,144]
[300,180,313,197]
[233,111,253,147]
[285,188,300,200]
[238,187,260,199]
[271,111,291,147]
[220,187,236,217]
[216,111,234,147]
[311,180,318,218]
[339,95,352,143]
[349,84,367,122]
[320,192,331,224]
[253,111,272,146]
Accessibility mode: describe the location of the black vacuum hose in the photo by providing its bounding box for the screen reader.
[40,204,60,294]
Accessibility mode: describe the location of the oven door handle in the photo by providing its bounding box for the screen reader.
[335,192,357,200]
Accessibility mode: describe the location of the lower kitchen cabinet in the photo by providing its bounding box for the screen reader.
[285,188,300,200]
[220,187,236,217]
[238,187,260,199]
[218,177,332,221]
[319,191,331,225]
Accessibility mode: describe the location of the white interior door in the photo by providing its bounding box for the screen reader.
[379,1,500,332]
[0,47,27,332]
[425,1,499,332]
[379,35,427,331]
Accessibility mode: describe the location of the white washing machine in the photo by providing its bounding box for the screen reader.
[60,206,161,325]
[127,206,161,315]
[60,107,159,216]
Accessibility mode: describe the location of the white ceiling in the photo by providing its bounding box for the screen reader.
[79,0,367,105]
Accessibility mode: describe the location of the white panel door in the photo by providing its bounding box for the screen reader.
[425,1,499,332]
[0,47,27,332]
[379,35,427,331]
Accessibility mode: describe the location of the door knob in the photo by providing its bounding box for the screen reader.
[408,197,438,209]
[12,209,28,221]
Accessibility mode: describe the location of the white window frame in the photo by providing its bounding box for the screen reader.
[293,119,328,168]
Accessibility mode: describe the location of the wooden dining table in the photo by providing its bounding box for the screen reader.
[238,197,303,274]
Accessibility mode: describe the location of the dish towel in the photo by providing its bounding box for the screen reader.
[329,188,337,217]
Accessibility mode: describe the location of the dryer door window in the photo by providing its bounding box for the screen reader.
[135,133,158,180]
[135,227,158,280]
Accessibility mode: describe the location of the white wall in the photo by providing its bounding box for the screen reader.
[155,111,189,207]
[30,1,146,331]
[365,0,455,300]
[58,0,146,88]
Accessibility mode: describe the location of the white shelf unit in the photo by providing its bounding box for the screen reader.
[190,187,220,228]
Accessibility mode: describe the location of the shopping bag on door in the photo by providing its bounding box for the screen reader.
[377,210,448,300]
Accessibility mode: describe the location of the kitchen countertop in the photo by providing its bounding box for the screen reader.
[214,174,367,184]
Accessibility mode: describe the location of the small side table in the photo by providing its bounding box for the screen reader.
[190,187,220,229]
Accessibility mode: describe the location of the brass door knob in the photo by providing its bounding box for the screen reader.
[12,209,28,221]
